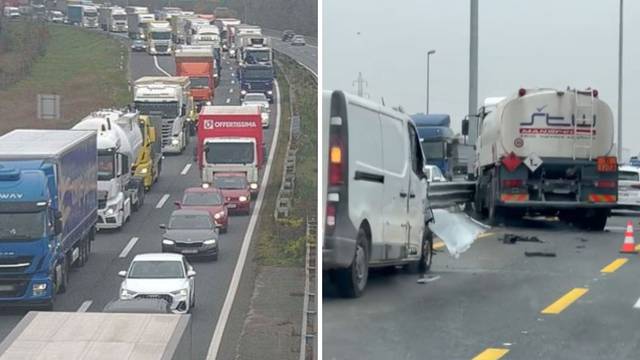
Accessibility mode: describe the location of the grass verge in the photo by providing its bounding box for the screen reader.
[254,53,317,267]
[0,24,130,133]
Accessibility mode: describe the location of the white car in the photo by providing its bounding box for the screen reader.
[618,165,640,209]
[242,93,270,128]
[424,165,447,183]
[119,253,196,314]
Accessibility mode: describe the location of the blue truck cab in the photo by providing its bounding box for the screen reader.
[238,64,274,103]
[0,130,97,309]
[411,113,455,177]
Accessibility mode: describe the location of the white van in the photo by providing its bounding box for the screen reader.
[322,90,433,297]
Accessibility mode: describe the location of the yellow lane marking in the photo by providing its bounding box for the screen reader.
[477,232,495,239]
[600,258,628,273]
[433,241,446,250]
[541,288,588,315]
[472,348,509,360]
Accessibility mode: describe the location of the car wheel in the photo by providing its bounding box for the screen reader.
[334,228,369,298]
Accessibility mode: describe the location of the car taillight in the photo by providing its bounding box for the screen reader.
[329,135,343,185]
[594,180,616,188]
[326,202,336,233]
[596,156,617,172]
[502,179,523,188]
[501,152,522,172]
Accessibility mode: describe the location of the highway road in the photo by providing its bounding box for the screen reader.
[264,29,317,75]
[323,213,640,360]
[0,46,280,360]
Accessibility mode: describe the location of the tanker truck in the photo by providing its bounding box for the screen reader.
[471,87,617,230]
[72,109,147,230]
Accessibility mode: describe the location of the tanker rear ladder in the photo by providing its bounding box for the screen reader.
[572,89,595,161]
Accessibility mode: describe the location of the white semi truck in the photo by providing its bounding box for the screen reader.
[99,6,127,32]
[146,20,173,55]
[81,4,98,28]
[470,87,617,230]
[73,109,146,230]
[134,76,193,154]
[125,7,153,39]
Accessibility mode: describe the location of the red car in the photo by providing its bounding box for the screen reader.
[175,187,229,233]
[212,172,251,215]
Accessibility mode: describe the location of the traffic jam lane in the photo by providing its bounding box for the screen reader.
[324,215,640,359]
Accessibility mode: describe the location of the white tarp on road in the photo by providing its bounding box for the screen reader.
[428,208,490,257]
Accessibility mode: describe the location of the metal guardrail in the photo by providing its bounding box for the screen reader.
[428,181,476,209]
[300,216,317,360]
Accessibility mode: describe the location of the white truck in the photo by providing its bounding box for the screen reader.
[99,6,127,32]
[232,25,262,58]
[73,109,146,230]
[3,7,20,19]
[192,25,220,48]
[134,76,193,154]
[241,39,272,66]
[81,5,98,28]
[0,312,192,359]
[146,21,173,55]
[125,7,152,39]
[470,87,617,230]
[185,18,211,44]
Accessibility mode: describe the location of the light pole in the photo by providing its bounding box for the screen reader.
[618,0,623,160]
[426,49,436,114]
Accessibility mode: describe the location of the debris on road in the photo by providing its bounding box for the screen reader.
[502,234,543,244]
[524,251,557,257]
[429,209,487,258]
[417,275,441,284]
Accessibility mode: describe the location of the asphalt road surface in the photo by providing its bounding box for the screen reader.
[264,29,317,75]
[0,48,279,360]
[323,213,640,360]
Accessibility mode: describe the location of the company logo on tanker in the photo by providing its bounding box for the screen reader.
[203,119,258,130]
[519,107,596,137]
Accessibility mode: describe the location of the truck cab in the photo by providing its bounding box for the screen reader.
[239,64,274,103]
[175,45,216,109]
[242,45,272,66]
[111,7,127,32]
[146,21,173,55]
[411,113,455,178]
[81,5,98,28]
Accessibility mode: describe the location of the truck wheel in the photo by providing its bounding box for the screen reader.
[580,209,609,231]
[56,258,69,294]
[334,228,369,298]
[77,240,86,267]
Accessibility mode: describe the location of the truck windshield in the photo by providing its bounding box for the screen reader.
[243,68,273,79]
[98,152,115,181]
[421,140,445,159]
[151,31,171,40]
[85,11,97,16]
[205,143,254,165]
[113,14,126,20]
[135,101,179,119]
[190,77,209,89]
[213,176,247,189]
[0,210,46,241]
[245,51,270,63]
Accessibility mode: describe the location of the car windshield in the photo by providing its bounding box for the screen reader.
[128,260,184,279]
[213,175,247,189]
[242,68,273,79]
[205,142,254,165]
[183,191,223,206]
[421,140,445,159]
[244,94,267,103]
[135,101,179,119]
[0,210,46,241]
[169,213,213,229]
[190,76,209,89]
[98,152,115,181]
[619,171,639,181]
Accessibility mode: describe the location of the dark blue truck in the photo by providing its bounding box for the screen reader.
[0,130,97,309]
[239,64,274,103]
[411,113,455,177]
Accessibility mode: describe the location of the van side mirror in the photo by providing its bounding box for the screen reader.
[461,119,469,136]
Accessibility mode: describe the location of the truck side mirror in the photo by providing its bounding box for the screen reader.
[461,119,469,136]
[181,104,187,117]
[54,211,63,235]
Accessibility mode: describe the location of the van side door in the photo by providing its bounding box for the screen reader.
[407,123,428,256]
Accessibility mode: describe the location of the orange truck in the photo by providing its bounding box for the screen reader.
[175,45,217,110]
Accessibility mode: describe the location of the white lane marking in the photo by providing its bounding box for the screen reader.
[634,298,640,309]
[77,300,93,312]
[156,194,170,208]
[605,226,626,232]
[119,237,139,258]
[225,98,231,104]
[153,56,171,76]
[180,163,192,175]
[207,80,282,360]
[229,88,233,93]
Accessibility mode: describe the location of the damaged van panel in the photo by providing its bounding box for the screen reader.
[428,209,490,257]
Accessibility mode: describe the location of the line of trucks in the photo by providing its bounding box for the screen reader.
[323,87,619,297]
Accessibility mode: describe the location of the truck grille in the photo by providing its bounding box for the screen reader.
[156,45,169,53]
[0,277,29,298]
[136,294,173,304]
[161,119,174,146]
[0,256,33,274]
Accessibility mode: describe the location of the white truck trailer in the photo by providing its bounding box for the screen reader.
[472,87,617,230]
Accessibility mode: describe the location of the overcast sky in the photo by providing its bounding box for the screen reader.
[323,0,640,158]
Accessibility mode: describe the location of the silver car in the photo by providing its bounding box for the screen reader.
[242,93,270,128]
[119,253,196,314]
[291,35,306,46]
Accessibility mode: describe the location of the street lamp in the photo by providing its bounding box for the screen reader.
[617,0,623,160]
[426,49,436,114]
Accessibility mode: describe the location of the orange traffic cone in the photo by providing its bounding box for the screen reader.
[620,220,637,254]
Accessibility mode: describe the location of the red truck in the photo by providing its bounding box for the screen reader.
[197,106,264,194]
[175,45,217,109]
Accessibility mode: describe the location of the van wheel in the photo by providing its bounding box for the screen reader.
[409,230,433,273]
[335,229,369,298]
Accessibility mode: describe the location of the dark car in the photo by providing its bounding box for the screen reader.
[213,172,251,215]
[175,187,228,233]
[281,30,295,41]
[161,209,219,260]
[103,298,172,314]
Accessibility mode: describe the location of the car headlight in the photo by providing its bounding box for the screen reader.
[267,90,273,95]
[32,283,47,296]
[162,239,175,245]
[203,239,217,245]
[239,196,248,202]
[171,288,188,296]
[240,90,247,95]
[214,210,225,219]
[120,288,136,299]
[249,183,258,190]
[171,138,179,145]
